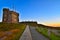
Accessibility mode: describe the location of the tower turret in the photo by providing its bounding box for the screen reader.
[2,8,9,23]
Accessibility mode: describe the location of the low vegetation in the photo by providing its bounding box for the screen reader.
[36,27,48,37]
[36,26,60,40]
[0,23,26,40]
[50,32,60,40]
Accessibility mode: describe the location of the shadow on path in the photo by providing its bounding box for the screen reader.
[30,26,49,40]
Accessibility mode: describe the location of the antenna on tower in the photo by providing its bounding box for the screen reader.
[12,1,16,11]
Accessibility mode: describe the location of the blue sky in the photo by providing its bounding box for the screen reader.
[0,0,60,25]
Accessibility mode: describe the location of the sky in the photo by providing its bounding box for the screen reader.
[0,0,60,26]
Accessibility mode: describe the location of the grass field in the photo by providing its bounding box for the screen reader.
[36,26,60,40]
[0,23,26,40]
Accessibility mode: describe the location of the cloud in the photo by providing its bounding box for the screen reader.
[0,19,2,22]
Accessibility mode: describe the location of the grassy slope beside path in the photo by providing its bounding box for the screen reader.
[0,23,26,40]
[36,27,48,37]
[36,27,60,40]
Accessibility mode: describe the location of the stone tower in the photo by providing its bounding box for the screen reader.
[2,8,19,23]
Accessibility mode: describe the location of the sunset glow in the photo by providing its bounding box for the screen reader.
[43,22,60,27]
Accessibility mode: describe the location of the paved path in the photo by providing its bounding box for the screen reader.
[19,25,32,40]
[19,25,49,40]
[30,26,49,40]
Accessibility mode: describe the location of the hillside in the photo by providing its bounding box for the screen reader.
[0,23,26,40]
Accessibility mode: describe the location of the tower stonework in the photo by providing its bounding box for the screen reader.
[2,8,19,23]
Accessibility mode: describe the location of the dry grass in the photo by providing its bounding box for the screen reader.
[0,23,26,40]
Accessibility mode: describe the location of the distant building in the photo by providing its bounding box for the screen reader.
[20,21,37,26]
[2,8,19,23]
